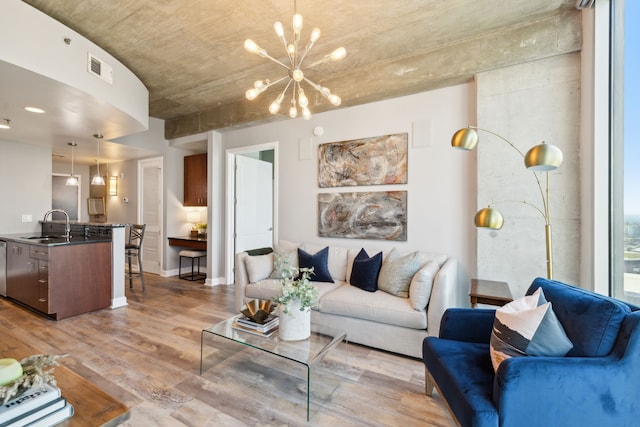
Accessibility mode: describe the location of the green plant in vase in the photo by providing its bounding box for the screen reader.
[272,255,319,315]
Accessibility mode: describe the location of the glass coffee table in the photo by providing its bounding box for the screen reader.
[200,315,347,421]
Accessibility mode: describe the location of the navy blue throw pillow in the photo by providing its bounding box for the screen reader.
[350,249,383,292]
[297,247,334,283]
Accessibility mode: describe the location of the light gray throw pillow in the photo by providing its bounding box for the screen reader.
[377,249,422,298]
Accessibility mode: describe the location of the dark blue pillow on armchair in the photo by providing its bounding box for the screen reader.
[350,248,383,292]
[297,247,334,283]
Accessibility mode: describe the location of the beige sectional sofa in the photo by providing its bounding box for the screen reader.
[234,240,464,358]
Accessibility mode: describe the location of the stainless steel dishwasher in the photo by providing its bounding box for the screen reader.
[0,240,6,297]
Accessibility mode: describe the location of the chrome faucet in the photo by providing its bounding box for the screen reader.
[43,209,71,239]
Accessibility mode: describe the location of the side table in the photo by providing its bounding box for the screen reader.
[470,279,513,308]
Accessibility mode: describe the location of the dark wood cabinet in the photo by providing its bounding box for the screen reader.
[184,153,207,206]
[6,242,112,320]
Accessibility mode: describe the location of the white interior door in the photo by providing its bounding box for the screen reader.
[235,155,273,253]
[138,157,163,274]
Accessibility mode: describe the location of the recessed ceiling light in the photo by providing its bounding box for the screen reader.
[24,106,45,114]
[0,119,11,129]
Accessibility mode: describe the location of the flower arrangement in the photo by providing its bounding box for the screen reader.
[272,255,319,315]
[0,354,67,404]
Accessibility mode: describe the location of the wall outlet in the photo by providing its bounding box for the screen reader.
[21,214,33,223]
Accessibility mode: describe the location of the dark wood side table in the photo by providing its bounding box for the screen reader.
[470,279,513,308]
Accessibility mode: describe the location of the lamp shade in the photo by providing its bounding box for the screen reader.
[524,142,563,171]
[187,211,201,223]
[474,207,504,230]
[451,127,479,150]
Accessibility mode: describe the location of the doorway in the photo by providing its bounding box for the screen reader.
[52,174,80,220]
[138,157,163,275]
[225,142,278,284]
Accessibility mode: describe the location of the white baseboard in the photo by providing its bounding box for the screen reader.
[110,296,128,309]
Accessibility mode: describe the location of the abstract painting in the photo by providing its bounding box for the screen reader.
[318,133,408,187]
[318,191,407,241]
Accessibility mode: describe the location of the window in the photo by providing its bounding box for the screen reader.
[612,0,640,304]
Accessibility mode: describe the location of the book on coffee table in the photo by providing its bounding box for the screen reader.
[0,383,62,424]
[235,314,279,331]
[231,320,278,337]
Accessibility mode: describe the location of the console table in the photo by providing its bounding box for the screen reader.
[168,235,207,250]
[0,328,129,426]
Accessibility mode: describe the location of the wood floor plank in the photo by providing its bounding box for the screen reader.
[0,274,451,426]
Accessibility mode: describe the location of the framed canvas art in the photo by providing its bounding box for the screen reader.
[318,191,407,241]
[318,133,408,187]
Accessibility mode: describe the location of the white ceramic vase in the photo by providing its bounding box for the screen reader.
[278,298,311,341]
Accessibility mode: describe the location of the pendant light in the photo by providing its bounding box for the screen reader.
[91,134,105,185]
[65,142,79,186]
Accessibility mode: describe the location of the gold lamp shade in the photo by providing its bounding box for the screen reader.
[474,207,504,230]
[451,127,479,150]
[524,142,563,171]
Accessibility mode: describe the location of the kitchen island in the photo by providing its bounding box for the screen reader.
[0,222,127,319]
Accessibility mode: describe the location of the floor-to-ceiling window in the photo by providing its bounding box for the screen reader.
[612,0,640,304]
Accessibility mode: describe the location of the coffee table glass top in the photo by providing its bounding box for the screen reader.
[201,314,346,367]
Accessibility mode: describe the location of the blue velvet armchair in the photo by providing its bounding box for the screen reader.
[422,278,640,427]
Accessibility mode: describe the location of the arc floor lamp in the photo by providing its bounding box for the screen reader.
[451,126,563,279]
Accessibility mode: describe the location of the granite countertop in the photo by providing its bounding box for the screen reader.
[39,220,127,228]
[0,233,112,247]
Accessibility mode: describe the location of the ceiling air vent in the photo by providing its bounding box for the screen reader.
[87,53,113,84]
[576,0,595,9]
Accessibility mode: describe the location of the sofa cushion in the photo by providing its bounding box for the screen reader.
[527,278,632,357]
[245,253,274,283]
[246,279,342,304]
[319,284,427,329]
[349,249,382,292]
[301,243,349,282]
[377,249,422,297]
[409,261,439,311]
[490,288,573,372]
[269,240,299,279]
[298,247,334,283]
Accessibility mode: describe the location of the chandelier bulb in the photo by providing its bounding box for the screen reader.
[329,47,347,61]
[269,93,285,115]
[310,28,321,43]
[274,21,284,38]
[293,14,303,35]
[302,107,311,120]
[245,88,259,100]
[289,99,298,118]
[298,88,308,108]
[328,94,341,106]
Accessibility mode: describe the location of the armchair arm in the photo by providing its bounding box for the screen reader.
[494,355,638,426]
[438,308,496,343]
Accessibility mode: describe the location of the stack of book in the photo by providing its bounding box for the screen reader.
[0,383,74,427]
[231,314,279,337]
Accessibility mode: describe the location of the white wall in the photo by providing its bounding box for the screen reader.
[220,84,476,284]
[0,139,51,234]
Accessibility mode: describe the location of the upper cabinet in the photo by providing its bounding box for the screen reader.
[184,153,207,206]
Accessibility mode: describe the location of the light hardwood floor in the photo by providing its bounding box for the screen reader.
[0,274,452,426]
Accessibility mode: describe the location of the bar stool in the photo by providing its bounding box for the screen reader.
[125,224,146,292]
[179,250,206,281]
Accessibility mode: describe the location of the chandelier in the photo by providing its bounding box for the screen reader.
[243,1,346,120]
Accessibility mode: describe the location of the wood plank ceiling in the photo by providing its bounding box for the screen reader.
[23,0,581,139]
